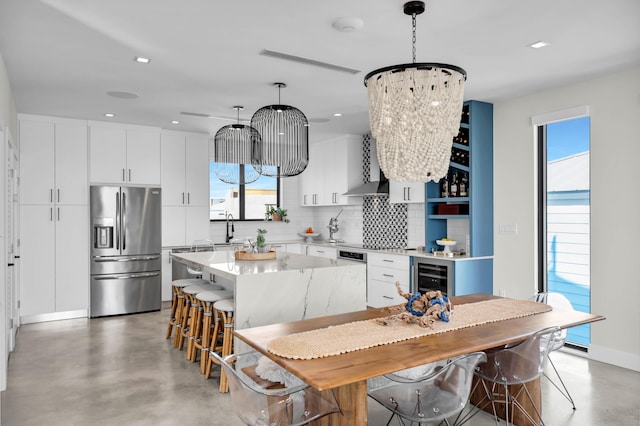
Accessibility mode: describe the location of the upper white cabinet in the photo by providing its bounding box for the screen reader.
[89,123,161,185]
[20,117,88,205]
[389,181,425,204]
[161,131,209,207]
[299,134,362,207]
[160,130,210,247]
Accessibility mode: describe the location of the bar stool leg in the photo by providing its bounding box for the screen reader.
[187,300,204,361]
[165,284,178,339]
[178,294,196,351]
[172,291,186,347]
[198,301,213,374]
[219,309,234,393]
[205,309,222,379]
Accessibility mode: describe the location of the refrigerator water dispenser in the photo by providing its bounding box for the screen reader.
[93,217,114,249]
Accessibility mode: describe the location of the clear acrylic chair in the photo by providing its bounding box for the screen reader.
[529,292,576,409]
[367,352,487,425]
[212,351,341,426]
[460,327,559,426]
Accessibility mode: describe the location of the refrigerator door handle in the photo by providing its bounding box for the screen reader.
[122,191,126,250]
[115,191,121,250]
[93,255,161,262]
[93,271,160,280]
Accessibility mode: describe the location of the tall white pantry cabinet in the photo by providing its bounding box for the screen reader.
[19,116,89,321]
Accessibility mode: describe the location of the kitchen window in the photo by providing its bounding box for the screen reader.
[209,163,280,221]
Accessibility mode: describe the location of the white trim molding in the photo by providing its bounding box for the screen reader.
[531,105,590,126]
[589,344,640,372]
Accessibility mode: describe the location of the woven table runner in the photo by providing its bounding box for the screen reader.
[267,298,551,360]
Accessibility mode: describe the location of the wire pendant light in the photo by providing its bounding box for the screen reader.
[213,106,261,185]
[251,82,309,178]
[364,1,466,183]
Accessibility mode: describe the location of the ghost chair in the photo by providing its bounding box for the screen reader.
[367,352,487,425]
[212,351,341,426]
[529,292,577,409]
[460,327,559,426]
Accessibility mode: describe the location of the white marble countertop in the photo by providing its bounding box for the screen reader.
[171,250,362,281]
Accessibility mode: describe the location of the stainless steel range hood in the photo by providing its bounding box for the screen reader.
[343,139,389,196]
[342,179,389,196]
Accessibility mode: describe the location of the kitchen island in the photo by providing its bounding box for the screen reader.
[171,250,367,352]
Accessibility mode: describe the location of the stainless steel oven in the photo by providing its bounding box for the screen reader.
[413,257,453,296]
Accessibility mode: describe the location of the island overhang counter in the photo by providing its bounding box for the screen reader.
[171,250,367,352]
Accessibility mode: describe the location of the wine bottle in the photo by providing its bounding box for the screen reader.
[441,175,449,198]
[460,172,468,197]
[450,173,458,197]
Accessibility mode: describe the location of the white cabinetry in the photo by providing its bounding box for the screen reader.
[19,116,89,319]
[306,245,337,260]
[389,181,425,204]
[161,131,210,246]
[300,135,362,206]
[89,123,161,185]
[161,249,172,302]
[367,252,410,308]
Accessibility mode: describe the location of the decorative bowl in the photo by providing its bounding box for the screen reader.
[298,232,320,243]
[436,239,457,253]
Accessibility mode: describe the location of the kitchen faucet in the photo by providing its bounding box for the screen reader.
[225,213,235,243]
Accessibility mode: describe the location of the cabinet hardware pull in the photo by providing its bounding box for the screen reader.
[383,296,393,299]
[50,189,53,203]
[57,207,60,221]
[182,192,185,204]
[122,168,125,182]
[303,194,307,205]
[50,207,53,221]
[407,187,411,200]
[57,189,60,203]
[128,169,131,181]
[383,259,394,263]
[404,187,407,201]
[383,273,394,277]
[187,193,190,204]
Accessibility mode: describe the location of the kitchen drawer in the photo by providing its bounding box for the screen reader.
[368,279,408,308]
[367,252,410,270]
[306,246,337,260]
[368,264,410,286]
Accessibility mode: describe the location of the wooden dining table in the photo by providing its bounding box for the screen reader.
[234,293,605,425]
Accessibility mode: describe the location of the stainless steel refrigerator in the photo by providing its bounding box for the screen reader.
[90,185,162,317]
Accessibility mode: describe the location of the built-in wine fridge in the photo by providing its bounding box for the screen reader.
[413,258,453,296]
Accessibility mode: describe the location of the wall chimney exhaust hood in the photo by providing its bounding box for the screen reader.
[343,139,389,196]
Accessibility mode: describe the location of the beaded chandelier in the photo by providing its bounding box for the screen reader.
[213,106,261,185]
[364,1,466,183]
[251,83,309,178]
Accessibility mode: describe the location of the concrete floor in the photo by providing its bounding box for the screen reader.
[2,309,639,426]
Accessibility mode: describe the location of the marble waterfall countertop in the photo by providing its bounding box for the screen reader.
[171,250,361,281]
[171,250,367,351]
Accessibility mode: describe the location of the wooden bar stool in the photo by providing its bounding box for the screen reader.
[167,278,213,345]
[205,298,235,393]
[177,283,222,353]
[191,290,234,371]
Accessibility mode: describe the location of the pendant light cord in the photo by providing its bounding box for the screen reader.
[412,12,417,63]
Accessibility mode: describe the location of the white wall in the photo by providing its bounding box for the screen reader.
[494,66,640,371]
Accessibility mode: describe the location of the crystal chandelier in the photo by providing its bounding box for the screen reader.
[364,1,466,183]
[251,82,309,178]
[213,106,261,185]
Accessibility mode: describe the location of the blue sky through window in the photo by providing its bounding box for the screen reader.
[546,116,590,161]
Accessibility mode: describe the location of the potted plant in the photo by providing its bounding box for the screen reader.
[265,206,290,223]
[256,228,269,253]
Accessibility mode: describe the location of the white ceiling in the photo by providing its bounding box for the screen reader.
[1,0,639,142]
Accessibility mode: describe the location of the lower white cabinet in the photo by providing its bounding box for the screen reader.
[306,245,337,260]
[20,205,89,317]
[367,252,410,308]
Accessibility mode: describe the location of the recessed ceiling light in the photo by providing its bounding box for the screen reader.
[333,113,343,117]
[104,113,115,118]
[528,41,549,49]
[171,120,180,124]
[134,56,151,63]
[332,17,364,33]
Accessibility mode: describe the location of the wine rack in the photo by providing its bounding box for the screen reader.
[425,100,494,257]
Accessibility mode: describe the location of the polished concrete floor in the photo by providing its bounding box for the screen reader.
[2,309,639,425]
